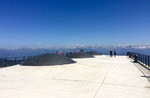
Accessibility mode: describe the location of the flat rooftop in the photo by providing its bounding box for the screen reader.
[0,55,150,98]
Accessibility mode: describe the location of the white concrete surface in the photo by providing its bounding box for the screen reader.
[0,55,150,98]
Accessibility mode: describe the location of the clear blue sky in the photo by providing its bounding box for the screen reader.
[0,0,150,49]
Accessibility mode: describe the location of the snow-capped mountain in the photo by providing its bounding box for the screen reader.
[118,45,150,49]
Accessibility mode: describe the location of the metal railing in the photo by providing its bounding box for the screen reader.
[0,56,32,67]
[127,52,150,69]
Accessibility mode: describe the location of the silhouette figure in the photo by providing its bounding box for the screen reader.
[110,50,113,57]
[69,49,72,55]
[114,50,116,57]
[56,51,59,55]
[80,49,84,53]
[66,52,69,56]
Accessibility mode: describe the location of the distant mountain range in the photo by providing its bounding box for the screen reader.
[0,45,150,57]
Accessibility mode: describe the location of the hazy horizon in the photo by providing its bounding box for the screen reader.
[0,44,150,50]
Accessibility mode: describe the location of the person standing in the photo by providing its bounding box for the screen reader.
[114,50,116,57]
[69,49,72,55]
[110,49,113,57]
[56,51,59,55]
[80,49,84,53]
[59,51,63,55]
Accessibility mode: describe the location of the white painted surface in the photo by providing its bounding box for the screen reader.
[0,55,150,98]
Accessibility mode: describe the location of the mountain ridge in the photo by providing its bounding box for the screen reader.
[0,45,150,57]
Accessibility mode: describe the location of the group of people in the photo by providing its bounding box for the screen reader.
[56,51,63,55]
[110,50,117,57]
[56,49,116,57]
[56,49,85,56]
[66,49,84,55]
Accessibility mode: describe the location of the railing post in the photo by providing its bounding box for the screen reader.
[148,56,150,68]
[140,55,142,62]
[15,57,17,65]
[23,57,25,61]
[4,58,7,67]
[146,56,148,66]
[142,56,143,64]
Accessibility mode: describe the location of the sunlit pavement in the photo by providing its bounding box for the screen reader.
[0,55,150,98]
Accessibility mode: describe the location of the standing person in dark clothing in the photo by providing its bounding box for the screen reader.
[69,49,72,55]
[110,50,113,57]
[114,50,116,57]
[66,52,69,56]
[80,49,84,53]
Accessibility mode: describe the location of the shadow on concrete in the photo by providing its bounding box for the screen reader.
[66,52,94,58]
[86,52,100,55]
[141,75,150,78]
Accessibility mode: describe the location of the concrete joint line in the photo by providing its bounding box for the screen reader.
[93,67,111,98]
[51,77,97,84]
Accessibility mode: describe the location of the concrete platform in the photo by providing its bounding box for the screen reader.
[0,55,150,98]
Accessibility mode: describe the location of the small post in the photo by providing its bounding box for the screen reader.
[15,57,17,65]
[128,52,131,58]
[4,58,7,66]
[148,56,150,68]
[146,56,148,66]
[23,57,25,61]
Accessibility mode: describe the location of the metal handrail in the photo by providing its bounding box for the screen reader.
[127,52,150,69]
[0,56,32,67]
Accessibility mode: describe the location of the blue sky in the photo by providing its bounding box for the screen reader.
[0,0,150,49]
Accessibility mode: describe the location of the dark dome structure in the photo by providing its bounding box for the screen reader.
[22,53,75,66]
[66,52,94,58]
[86,51,100,55]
